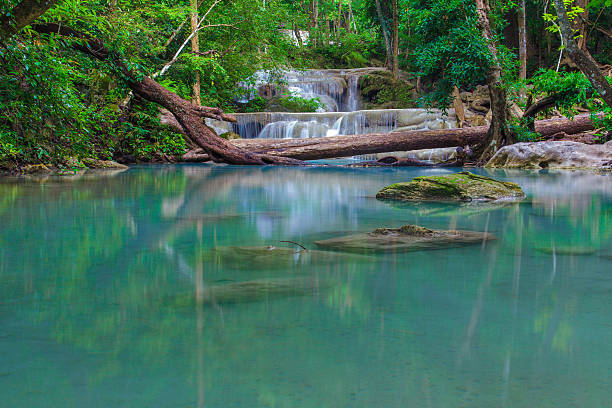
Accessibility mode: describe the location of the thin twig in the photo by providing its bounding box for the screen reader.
[280,240,308,251]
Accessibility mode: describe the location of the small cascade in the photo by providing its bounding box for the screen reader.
[227,109,456,139]
[239,69,366,112]
[343,74,360,112]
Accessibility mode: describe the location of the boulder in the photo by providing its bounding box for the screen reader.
[376,171,525,202]
[21,164,53,174]
[376,147,457,163]
[314,224,495,253]
[206,245,370,270]
[486,141,612,170]
[82,158,129,170]
[171,278,323,306]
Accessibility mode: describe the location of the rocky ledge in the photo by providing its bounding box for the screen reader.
[314,224,495,253]
[486,141,612,170]
[0,158,127,176]
[376,171,525,202]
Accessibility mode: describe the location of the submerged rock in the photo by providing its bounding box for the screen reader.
[536,246,598,256]
[486,141,612,170]
[172,278,323,306]
[376,171,525,202]
[207,245,370,270]
[314,224,495,253]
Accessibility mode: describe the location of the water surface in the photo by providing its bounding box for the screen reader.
[1,165,611,407]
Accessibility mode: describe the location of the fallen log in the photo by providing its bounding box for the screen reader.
[223,114,596,161]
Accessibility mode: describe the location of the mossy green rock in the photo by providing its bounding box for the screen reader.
[82,158,128,169]
[376,171,525,202]
[219,131,242,140]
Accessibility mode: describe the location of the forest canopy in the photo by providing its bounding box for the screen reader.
[0,0,611,166]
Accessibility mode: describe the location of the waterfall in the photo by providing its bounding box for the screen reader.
[230,109,456,139]
[228,68,458,158]
[239,69,366,113]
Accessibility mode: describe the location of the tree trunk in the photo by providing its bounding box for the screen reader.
[473,0,516,163]
[553,0,612,110]
[518,0,527,87]
[190,0,201,106]
[221,115,596,161]
[576,0,589,50]
[0,0,60,39]
[33,23,303,165]
[336,0,342,38]
[375,0,393,70]
[392,0,399,79]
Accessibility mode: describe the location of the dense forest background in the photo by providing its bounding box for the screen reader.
[0,0,611,166]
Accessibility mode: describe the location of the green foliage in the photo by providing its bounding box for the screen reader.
[405,0,507,109]
[507,118,542,142]
[277,95,323,112]
[509,69,612,142]
[119,102,186,161]
[296,30,380,69]
[238,96,270,113]
[527,69,593,116]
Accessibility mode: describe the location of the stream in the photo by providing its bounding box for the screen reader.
[1,165,611,407]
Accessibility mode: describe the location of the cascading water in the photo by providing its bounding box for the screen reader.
[214,68,458,156]
[238,69,363,113]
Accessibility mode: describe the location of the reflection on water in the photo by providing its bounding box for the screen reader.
[1,165,611,407]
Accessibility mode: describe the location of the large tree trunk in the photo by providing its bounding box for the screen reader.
[473,0,516,163]
[553,0,612,110]
[190,0,201,106]
[213,115,595,161]
[33,23,303,165]
[0,0,60,39]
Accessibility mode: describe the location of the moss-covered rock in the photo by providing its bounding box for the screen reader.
[358,70,416,109]
[376,171,525,202]
[82,158,128,169]
[21,164,53,175]
[218,132,242,140]
[314,224,495,253]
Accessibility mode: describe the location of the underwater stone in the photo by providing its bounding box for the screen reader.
[207,245,370,270]
[172,278,324,306]
[376,171,525,202]
[314,224,495,253]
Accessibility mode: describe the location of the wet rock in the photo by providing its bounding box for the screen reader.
[314,224,495,253]
[82,158,129,170]
[21,164,53,174]
[599,252,612,260]
[219,131,241,140]
[486,141,612,170]
[376,147,458,164]
[207,245,369,270]
[376,171,526,202]
[536,246,598,255]
[172,278,323,306]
